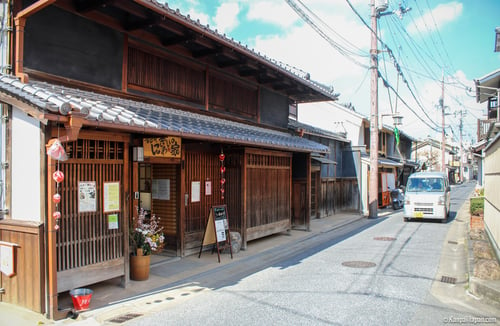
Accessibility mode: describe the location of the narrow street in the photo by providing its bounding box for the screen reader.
[124,182,499,325]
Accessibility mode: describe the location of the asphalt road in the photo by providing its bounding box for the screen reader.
[128,182,499,325]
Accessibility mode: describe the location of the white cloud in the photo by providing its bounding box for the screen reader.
[407,2,463,35]
[246,1,298,28]
[185,9,210,26]
[214,3,241,34]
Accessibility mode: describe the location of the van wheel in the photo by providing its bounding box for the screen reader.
[441,218,447,223]
[404,217,409,222]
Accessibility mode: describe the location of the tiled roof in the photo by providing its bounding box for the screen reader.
[140,0,338,101]
[288,119,348,142]
[0,74,328,153]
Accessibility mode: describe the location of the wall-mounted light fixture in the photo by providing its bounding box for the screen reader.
[133,147,144,162]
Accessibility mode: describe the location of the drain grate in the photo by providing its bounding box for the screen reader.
[108,313,143,324]
[440,275,457,284]
[342,261,377,268]
[448,240,458,245]
[374,236,396,241]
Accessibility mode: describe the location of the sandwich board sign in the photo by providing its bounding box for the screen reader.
[198,205,233,262]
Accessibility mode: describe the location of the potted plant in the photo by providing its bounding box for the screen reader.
[129,207,165,280]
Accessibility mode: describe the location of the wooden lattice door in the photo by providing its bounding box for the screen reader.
[52,138,128,293]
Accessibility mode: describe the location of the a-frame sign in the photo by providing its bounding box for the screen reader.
[198,205,233,263]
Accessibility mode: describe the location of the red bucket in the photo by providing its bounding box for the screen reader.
[69,288,93,311]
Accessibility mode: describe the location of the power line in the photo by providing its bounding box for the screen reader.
[379,71,440,132]
[285,0,369,69]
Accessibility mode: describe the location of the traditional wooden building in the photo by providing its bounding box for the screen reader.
[0,0,339,319]
[288,119,359,222]
[298,101,417,214]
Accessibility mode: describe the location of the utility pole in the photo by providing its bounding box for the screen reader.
[368,0,379,218]
[368,1,409,218]
[440,75,446,173]
[459,109,464,182]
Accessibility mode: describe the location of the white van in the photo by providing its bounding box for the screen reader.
[403,172,451,223]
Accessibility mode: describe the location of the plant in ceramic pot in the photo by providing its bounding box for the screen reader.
[130,207,165,256]
[129,207,165,280]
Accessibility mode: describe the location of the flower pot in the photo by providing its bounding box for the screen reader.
[130,249,151,281]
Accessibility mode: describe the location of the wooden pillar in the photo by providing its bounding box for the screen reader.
[122,141,130,287]
[241,148,247,250]
[46,156,68,320]
[305,153,311,231]
[180,145,186,256]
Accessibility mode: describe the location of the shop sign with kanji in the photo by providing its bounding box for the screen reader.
[143,137,181,158]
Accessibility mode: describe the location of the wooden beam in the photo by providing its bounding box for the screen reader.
[15,0,56,18]
[14,0,57,81]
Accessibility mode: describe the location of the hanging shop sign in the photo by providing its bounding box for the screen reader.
[143,137,181,159]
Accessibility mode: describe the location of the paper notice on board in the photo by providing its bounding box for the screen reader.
[191,181,200,202]
[108,214,118,230]
[152,179,170,200]
[79,181,96,213]
[215,219,226,242]
[104,182,120,212]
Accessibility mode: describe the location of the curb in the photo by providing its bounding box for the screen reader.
[469,277,500,310]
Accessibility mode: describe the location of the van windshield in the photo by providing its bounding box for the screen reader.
[406,177,444,192]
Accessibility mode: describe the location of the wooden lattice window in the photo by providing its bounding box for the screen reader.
[64,139,124,160]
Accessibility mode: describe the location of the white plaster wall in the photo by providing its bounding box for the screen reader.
[299,101,365,145]
[484,137,500,250]
[11,108,41,221]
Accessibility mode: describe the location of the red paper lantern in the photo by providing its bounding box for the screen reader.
[53,170,64,183]
[54,224,60,230]
[221,188,225,194]
[53,193,61,204]
[53,211,61,219]
[220,166,226,173]
[219,153,225,161]
[220,178,226,185]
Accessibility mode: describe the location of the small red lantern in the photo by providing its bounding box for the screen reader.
[219,153,225,161]
[220,178,226,185]
[54,224,60,230]
[220,166,226,173]
[53,193,61,204]
[221,188,225,194]
[53,170,64,183]
[53,211,61,219]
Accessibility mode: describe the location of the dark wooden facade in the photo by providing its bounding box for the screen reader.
[289,121,360,219]
[0,0,338,319]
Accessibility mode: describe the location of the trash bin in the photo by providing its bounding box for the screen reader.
[69,288,93,311]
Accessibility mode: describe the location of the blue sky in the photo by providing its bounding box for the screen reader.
[162,0,499,143]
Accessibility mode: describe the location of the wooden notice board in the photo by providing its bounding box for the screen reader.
[198,205,233,262]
